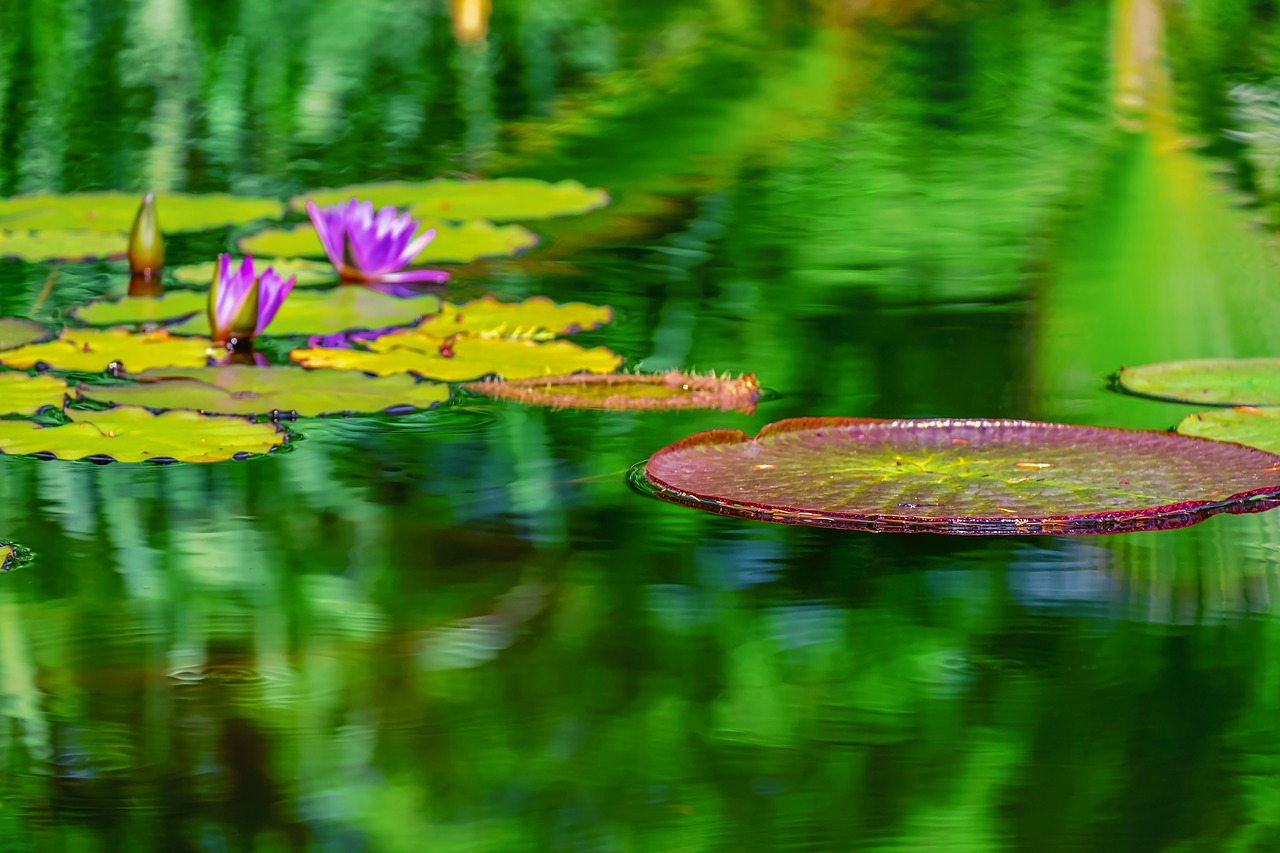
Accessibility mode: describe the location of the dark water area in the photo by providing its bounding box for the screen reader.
[6,0,1280,849]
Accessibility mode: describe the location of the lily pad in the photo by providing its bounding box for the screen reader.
[0,373,67,415]
[0,328,212,373]
[1118,358,1280,406]
[0,230,127,262]
[1177,407,1280,455]
[291,178,609,222]
[0,405,284,462]
[290,336,623,382]
[70,291,207,326]
[173,258,337,289]
[0,318,52,351]
[639,418,1280,534]
[413,295,612,340]
[76,366,449,417]
[168,288,440,337]
[0,192,280,232]
[238,219,539,264]
[465,371,760,412]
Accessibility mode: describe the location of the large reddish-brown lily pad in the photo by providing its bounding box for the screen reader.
[639,418,1280,534]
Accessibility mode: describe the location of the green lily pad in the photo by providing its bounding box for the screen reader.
[291,178,609,222]
[1118,358,1280,406]
[639,417,1280,534]
[1177,407,1280,454]
[0,230,128,262]
[76,366,450,417]
[0,405,284,462]
[413,295,612,340]
[0,328,212,373]
[70,291,207,326]
[290,336,623,382]
[465,371,760,412]
[173,258,338,289]
[0,373,67,415]
[168,288,440,337]
[0,318,52,351]
[0,192,280,232]
[238,219,539,264]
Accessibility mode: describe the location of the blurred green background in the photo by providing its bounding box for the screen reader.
[6,0,1280,849]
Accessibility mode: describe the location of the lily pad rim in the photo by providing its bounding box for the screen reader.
[639,416,1280,533]
[1113,358,1280,407]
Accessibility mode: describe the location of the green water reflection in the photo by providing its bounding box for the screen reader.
[6,0,1280,849]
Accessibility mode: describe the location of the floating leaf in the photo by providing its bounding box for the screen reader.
[291,178,609,222]
[239,219,539,264]
[465,371,760,412]
[168,288,440,337]
[413,295,611,340]
[0,192,280,232]
[77,366,449,417]
[1118,358,1280,406]
[70,291,207,326]
[0,405,284,462]
[173,258,337,288]
[0,328,211,373]
[0,373,67,415]
[291,336,623,381]
[639,417,1280,534]
[0,318,52,351]
[1177,407,1280,455]
[0,230,128,262]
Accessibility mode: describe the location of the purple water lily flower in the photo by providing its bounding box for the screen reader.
[206,254,295,345]
[306,198,450,285]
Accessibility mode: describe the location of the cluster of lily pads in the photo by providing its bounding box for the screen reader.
[0,179,763,481]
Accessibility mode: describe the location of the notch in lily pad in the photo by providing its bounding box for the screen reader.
[0,405,285,463]
[465,371,760,412]
[638,417,1280,534]
[76,366,450,418]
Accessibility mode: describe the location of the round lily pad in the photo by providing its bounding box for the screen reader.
[76,366,450,417]
[238,219,539,264]
[70,291,207,326]
[465,371,760,412]
[0,328,212,373]
[414,295,612,340]
[1177,407,1280,454]
[0,318,52,351]
[639,418,1280,534]
[0,405,284,463]
[0,192,280,233]
[1118,358,1280,406]
[0,373,67,415]
[168,288,440,337]
[290,178,609,222]
[173,258,337,289]
[290,336,623,382]
[0,230,127,262]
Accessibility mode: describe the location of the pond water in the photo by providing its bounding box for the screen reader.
[5,0,1280,849]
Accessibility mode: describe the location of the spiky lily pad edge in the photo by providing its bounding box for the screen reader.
[636,417,1280,535]
[463,370,760,412]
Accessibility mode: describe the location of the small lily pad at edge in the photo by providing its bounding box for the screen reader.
[0,230,128,262]
[0,405,285,462]
[0,373,67,415]
[0,192,281,232]
[1177,407,1280,454]
[1117,358,1280,406]
[0,318,52,351]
